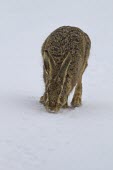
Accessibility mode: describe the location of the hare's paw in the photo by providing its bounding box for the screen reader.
[71,97,82,107]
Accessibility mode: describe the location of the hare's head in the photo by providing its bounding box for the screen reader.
[43,51,71,113]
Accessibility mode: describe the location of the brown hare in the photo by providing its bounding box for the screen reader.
[40,26,91,113]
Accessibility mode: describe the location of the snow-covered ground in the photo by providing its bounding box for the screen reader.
[0,0,113,170]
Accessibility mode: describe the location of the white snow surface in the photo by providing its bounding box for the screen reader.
[0,0,113,170]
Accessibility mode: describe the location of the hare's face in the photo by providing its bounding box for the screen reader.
[44,81,67,112]
[43,50,71,113]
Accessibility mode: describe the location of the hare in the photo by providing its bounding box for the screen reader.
[40,26,91,113]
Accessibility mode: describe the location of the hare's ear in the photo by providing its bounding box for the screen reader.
[56,53,72,84]
[43,50,56,77]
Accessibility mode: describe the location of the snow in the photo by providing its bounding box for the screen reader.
[0,0,113,170]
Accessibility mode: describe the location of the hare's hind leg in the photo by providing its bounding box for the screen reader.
[71,63,87,107]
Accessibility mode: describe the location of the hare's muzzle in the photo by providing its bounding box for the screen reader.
[48,109,56,113]
[46,106,60,113]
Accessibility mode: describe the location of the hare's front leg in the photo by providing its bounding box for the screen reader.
[40,68,48,105]
[71,79,82,107]
[71,63,87,107]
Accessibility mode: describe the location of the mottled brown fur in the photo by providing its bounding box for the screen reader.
[40,26,91,113]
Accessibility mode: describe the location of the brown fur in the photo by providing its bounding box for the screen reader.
[40,26,91,113]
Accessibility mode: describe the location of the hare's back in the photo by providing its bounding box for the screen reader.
[42,26,89,58]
